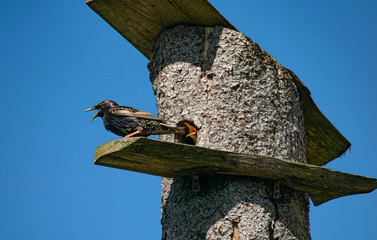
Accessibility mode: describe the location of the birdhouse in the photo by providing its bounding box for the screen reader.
[86,0,377,239]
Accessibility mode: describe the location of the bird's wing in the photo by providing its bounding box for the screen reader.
[110,107,163,121]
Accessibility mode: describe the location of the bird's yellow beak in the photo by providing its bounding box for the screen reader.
[83,107,95,112]
[184,123,198,137]
[83,107,98,123]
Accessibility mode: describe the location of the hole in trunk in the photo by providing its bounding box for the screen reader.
[175,120,198,145]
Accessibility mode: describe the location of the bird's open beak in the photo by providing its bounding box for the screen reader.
[83,107,95,112]
[83,107,98,123]
[185,123,198,137]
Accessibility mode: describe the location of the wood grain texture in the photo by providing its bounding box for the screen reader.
[87,0,350,166]
[94,137,377,207]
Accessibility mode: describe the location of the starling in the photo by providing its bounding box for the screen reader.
[83,100,197,139]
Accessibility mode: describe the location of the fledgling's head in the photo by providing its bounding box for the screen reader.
[83,100,119,123]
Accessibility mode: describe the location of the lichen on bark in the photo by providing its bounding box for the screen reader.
[150,25,310,240]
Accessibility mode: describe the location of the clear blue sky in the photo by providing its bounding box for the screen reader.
[1,0,376,239]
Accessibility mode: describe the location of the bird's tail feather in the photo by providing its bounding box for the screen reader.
[160,123,198,137]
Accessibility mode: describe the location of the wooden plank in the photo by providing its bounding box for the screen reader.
[86,0,350,166]
[94,137,377,206]
[86,0,235,59]
[287,70,351,165]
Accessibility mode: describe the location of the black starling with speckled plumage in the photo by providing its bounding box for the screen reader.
[84,100,197,138]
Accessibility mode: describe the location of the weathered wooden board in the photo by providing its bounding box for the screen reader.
[287,70,351,165]
[86,0,350,165]
[86,0,235,59]
[94,137,376,206]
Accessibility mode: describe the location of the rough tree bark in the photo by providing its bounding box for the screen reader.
[149,25,310,240]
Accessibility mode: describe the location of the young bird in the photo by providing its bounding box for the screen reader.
[83,100,197,138]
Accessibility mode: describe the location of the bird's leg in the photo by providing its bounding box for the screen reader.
[124,130,142,138]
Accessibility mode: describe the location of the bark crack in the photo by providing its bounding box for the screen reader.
[269,183,281,240]
[268,219,274,240]
[200,27,211,73]
[231,219,240,240]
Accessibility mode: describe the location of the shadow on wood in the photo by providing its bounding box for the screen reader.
[94,137,377,206]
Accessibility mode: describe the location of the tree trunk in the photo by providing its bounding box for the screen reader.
[149,25,310,240]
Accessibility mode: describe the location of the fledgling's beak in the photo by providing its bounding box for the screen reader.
[184,123,198,143]
[184,123,198,137]
[83,107,98,123]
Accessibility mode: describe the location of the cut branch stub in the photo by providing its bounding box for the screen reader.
[94,137,377,206]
